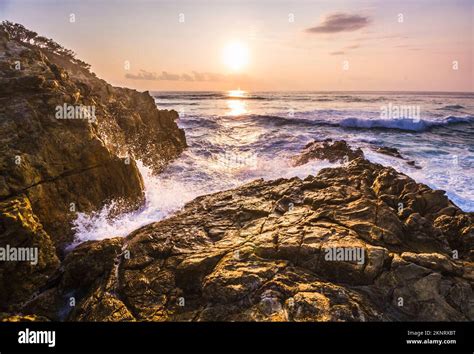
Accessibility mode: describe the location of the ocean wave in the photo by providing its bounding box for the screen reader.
[437,104,465,110]
[153,93,270,101]
[246,113,474,132]
[339,115,474,131]
[152,92,394,103]
[153,92,223,99]
[248,114,321,127]
[179,117,221,129]
[269,95,386,103]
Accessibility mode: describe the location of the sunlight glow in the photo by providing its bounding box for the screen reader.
[222,42,249,71]
[228,89,246,98]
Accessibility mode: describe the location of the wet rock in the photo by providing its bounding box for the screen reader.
[372,146,421,169]
[373,146,403,159]
[292,139,364,166]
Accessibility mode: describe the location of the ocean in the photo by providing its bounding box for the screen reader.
[73,91,474,242]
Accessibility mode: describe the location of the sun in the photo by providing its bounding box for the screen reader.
[222,42,249,71]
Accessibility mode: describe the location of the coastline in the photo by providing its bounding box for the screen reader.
[1,22,473,323]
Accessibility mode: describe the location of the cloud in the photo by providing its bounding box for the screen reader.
[125,70,241,82]
[345,44,360,49]
[353,34,407,42]
[329,44,360,56]
[305,13,371,34]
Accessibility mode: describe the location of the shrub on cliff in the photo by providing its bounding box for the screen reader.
[1,20,91,71]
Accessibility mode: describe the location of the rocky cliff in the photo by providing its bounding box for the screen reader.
[4,142,473,321]
[0,23,186,310]
[0,24,186,249]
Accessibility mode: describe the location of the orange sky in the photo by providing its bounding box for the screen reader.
[2,0,473,92]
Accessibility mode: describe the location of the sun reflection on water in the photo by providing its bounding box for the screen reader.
[226,100,247,116]
[226,89,247,116]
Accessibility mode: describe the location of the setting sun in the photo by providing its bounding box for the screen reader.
[222,42,249,71]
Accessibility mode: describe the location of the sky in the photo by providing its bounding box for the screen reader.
[1,0,473,92]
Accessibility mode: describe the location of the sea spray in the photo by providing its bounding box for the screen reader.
[73,156,337,242]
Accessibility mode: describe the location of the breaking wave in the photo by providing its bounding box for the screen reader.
[249,113,474,132]
[338,115,474,131]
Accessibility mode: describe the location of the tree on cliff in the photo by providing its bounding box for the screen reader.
[1,21,91,71]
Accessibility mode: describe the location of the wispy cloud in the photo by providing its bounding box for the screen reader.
[353,34,407,42]
[125,70,246,82]
[305,13,371,34]
[329,44,360,56]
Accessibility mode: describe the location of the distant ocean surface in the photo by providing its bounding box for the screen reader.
[74,91,474,242]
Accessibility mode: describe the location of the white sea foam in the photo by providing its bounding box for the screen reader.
[72,161,199,243]
[364,149,474,211]
[73,155,336,243]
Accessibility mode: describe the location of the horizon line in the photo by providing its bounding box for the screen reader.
[143,89,474,94]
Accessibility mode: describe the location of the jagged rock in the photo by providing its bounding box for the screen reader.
[374,146,404,159]
[292,139,364,166]
[0,25,186,249]
[15,157,473,322]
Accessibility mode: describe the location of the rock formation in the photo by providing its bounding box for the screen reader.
[0,22,186,311]
[292,139,364,166]
[372,146,421,169]
[0,24,186,250]
[5,153,473,321]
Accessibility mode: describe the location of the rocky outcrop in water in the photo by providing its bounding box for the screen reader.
[7,152,473,321]
[292,139,421,170]
[372,146,421,169]
[292,139,364,166]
